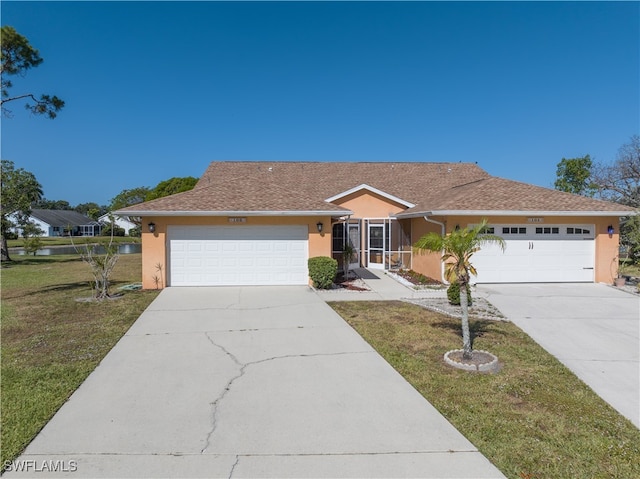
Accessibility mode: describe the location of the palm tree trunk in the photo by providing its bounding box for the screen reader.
[459,278,472,359]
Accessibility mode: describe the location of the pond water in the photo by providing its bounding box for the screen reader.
[15,243,142,256]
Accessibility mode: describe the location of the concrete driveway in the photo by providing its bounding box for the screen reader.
[8,286,504,478]
[477,283,639,428]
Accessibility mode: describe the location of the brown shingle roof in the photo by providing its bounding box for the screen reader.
[117,161,635,216]
[399,177,634,215]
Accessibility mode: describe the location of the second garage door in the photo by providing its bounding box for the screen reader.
[471,224,595,283]
[168,225,309,286]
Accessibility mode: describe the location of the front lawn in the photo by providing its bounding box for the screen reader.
[329,301,640,479]
[7,236,139,249]
[1,254,158,466]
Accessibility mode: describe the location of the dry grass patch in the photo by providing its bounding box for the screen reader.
[1,254,158,465]
[329,301,640,479]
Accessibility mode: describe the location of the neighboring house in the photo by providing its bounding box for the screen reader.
[98,213,138,236]
[116,161,635,289]
[17,209,102,237]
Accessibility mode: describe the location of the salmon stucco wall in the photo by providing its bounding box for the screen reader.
[140,215,332,289]
[410,217,445,282]
[409,215,621,284]
[332,190,407,218]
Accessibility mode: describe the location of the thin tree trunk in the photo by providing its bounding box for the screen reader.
[1,235,11,262]
[459,277,472,359]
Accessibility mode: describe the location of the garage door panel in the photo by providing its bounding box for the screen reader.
[473,224,594,283]
[168,225,309,286]
[256,243,271,252]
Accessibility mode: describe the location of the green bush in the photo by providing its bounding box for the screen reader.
[128,226,142,238]
[308,256,338,289]
[447,281,472,306]
[101,224,126,237]
[23,236,43,256]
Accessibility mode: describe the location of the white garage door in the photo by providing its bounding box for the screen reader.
[168,225,309,286]
[472,224,595,283]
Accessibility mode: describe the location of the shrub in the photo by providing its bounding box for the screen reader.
[447,281,472,306]
[101,224,125,237]
[128,226,142,238]
[308,256,338,289]
[23,236,43,256]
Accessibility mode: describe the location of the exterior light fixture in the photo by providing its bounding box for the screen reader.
[316,222,323,233]
[148,222,156,233]
[607,225,614,236]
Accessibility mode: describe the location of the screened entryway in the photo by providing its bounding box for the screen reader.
[332,218,411,271]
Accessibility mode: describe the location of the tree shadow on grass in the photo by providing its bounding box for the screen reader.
[2,281,91,300]
[430,319,507,348]
[4,279,136,300]
[1,256,82,268]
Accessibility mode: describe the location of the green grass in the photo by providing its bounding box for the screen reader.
[1,254,158,465]
[7,236,139,248]
[329,301,640,479]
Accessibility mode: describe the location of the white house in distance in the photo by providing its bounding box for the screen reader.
[98,213,138,236]
[19,209,102,237]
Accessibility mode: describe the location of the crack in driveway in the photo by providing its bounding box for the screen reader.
[200,331,370,454]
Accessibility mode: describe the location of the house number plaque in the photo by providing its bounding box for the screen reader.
[228,217,247,223]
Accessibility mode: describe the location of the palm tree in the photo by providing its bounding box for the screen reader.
[414,219,505,359]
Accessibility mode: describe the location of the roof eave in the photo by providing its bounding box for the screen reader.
[114,209,354,217]
[395,209,638,219]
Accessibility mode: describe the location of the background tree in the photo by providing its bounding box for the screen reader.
[592,135,640,262]
[1,25,64,118]
[74,202,107,220]
[592,135,640,208]
[554,155,597,196]
[414,220,505,359]
[109,187,150,211]
[33,198,72,210]
[1,160,43,261]
[145,176,198,201]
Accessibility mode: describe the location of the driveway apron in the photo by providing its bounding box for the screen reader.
[8,286,504,478]
[477,283,639,428]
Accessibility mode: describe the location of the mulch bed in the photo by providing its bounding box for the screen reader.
[333,273,370,291]
[393,269,443,286]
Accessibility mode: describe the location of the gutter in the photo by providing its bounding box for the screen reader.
[423,216,447,284]
[397,209,637,219]
[113,209,354,217]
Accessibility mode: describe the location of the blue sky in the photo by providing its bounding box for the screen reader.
[1,1,638,207]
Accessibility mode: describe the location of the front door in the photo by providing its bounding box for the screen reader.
[368,224,385,269]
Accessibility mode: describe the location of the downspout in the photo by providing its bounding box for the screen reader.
[423,216,447,284]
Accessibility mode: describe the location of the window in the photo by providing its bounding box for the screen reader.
[536,227,559,235]
[567,227,590,235]
[479,226,495,234]
[332,223,345,252]
[502,227,527,235]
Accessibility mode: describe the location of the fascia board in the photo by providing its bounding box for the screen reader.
[325,184,416,208]
[114,209,354,217]
[395,210,638,218]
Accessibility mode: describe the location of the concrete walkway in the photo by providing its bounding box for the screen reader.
[315,267,445,302]
[477,283,640,428]
[7,286,504,478]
